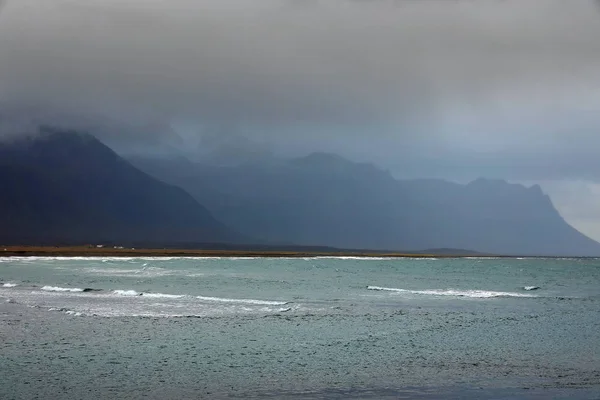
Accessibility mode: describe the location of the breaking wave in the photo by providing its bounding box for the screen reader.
[41,286,85,293]
[107,290,288,305]
[112,290,186,298]
[113,289,141,296]
[41,286,102,293]
[140,292,185,299]
[196,295,289,306]
[367,286,538,298]
[311,256,392,260]
[2,283,18,288]
[32,285,289,306]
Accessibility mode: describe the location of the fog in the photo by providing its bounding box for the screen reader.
[1,0,600,240]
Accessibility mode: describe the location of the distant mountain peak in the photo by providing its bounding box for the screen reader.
[291,152,391,179]
[466,178,549,197]
[467,177,509,186]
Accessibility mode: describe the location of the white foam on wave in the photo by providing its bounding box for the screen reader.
[196,295,288,306]
[48,308,82,316]
[367,286,537,298]
[141,292,184,299]
[2,283,18,288]
[41,286,85,293]
[113,289,141,296]
[6,256,139,262]
[113,290,184,298]
[307,256,441,261]
[523,286,540,291]
[1,256,208,262]
[311,256,390,260]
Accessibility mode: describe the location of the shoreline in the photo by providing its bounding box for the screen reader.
[0,245,464,258]
[0,245,593,258]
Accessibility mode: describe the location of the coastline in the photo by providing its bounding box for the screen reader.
[0,245,592,258]
[0,245,458,258]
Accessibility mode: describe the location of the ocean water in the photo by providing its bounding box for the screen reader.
[1,256,599,399]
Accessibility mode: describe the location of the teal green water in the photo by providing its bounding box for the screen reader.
[1,257,599,398]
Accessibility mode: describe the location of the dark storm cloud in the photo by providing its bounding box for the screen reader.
[1,0,600,181]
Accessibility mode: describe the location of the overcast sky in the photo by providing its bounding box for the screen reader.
[1,0,600,239]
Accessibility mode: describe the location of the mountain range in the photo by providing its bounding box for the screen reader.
[130,151,600,256]
[1,127,600,256]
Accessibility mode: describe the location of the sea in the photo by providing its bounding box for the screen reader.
[1,256,599,399]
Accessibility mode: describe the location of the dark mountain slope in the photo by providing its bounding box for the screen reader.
[0,128,241,245]
[130,153,600,256]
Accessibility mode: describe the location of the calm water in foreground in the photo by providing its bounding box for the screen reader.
[1,256,599,399]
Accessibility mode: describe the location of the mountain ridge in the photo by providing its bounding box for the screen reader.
[130,151,600,256]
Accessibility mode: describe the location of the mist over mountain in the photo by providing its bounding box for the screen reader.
[131,152,600,256]
[0,128,242,246]
[1,1,600,250]
[2,1,600,241]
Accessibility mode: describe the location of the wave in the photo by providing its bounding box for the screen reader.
[1,256,210,262]
[35,285,289,305]
[307,256,442,261]
[39,287,192,299]
[311,256,391,260]
[6,256,139,262]
[196,295,289,306]
[41,286,102,293]
[113,289,141,296]
[41,286,85,293]
[112,291,289,305]
[140,292,184,299]
[523,286,540,291]
[48,308,83,316]
[366,286,538,298]
[2,283,18,288]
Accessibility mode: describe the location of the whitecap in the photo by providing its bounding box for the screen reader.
[113,289,141,296]
[367,286,537,298]
[141,292,184,299]
[41,286,85,293]
[65,310,83,316]
[311,256,390,260]
[196,295,289,306]
[2,283,18,288]
[523,286,540,291]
